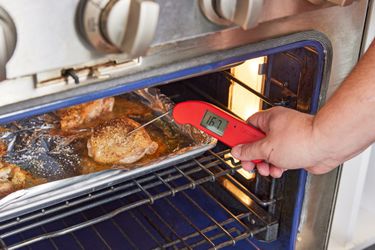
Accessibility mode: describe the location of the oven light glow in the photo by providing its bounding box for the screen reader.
[220,178,254,207]
[229,57,265,120]
[227,57,264,180]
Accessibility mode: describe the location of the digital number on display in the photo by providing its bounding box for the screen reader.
[200,110,228,136]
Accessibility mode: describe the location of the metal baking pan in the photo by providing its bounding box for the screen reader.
[0,88,217,221]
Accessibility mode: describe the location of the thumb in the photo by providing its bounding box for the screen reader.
[231,140,268,161]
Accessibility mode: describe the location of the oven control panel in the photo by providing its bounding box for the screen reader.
[0,0,353,81]
[0,0,360,116]
[80,0,159,56]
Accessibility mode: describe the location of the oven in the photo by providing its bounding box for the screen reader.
[0,0,369,249]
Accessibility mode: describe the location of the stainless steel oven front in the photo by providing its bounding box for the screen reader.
[0,0,369,249]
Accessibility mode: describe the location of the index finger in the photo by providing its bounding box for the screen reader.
[246,110,270,133]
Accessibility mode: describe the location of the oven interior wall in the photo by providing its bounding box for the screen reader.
[0,41,326,250]
[159,44,322,249]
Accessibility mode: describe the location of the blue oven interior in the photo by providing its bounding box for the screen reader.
[0,39,327,250]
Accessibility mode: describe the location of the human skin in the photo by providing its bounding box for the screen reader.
[231,41,375,178]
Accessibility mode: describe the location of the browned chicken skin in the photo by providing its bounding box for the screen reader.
[87,117,158,164]
[0,140,7,157]
[57,97,115,131]
[0,162,43,197]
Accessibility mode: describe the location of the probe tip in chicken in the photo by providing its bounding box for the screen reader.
[87,117,158,164]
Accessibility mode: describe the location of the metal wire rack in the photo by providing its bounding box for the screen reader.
[0,149,278,250]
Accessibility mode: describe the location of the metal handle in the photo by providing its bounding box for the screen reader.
[120,0,159,56]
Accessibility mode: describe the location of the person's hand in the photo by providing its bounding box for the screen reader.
[231,107,341,178]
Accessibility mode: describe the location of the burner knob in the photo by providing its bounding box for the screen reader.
[199,0,263,30]
[0,8,16,81]
[80,0,159,56]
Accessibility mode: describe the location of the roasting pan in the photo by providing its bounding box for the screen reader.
[0,88,217,222]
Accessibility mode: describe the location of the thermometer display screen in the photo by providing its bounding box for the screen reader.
[200,110,228,136]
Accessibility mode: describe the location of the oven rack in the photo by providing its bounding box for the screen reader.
[0,149,278,249]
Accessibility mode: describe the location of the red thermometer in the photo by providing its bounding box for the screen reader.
[172,101,265,163]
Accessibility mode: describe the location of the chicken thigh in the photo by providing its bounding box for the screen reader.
[57,97,115,131]
[0,162,42,197]
[87,117,158,164]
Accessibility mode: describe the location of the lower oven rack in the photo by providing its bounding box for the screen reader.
[0,149,278,250]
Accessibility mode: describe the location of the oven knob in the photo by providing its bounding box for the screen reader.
[199,0,264,30]
[80,0,159,56]
[0,8,16,81]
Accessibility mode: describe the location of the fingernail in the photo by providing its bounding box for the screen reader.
[231,144,243,158]
[242,161,255,172]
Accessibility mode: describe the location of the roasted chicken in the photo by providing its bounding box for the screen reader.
[87,117,158,164]
[57,97,115,131]
[0,162,43,197]
[0,140,6,157]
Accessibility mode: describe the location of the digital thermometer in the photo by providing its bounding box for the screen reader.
[172,101,265,163]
